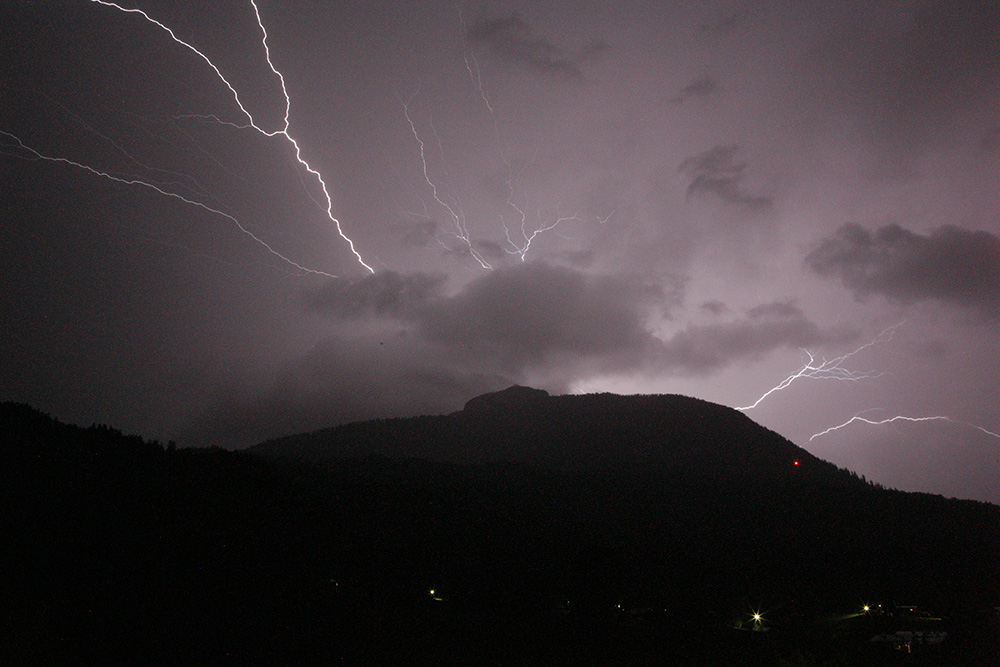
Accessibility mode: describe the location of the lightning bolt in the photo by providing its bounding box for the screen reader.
[398,8,610,269]
[809,412,1000,441]
[402,99,494,270]
[459,14,597,265]
[84,0,373,274]
[736,323,903,411]
[1,130,335,278]
[502,207,583,262]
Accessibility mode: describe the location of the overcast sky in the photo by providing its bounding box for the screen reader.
[3,0,998,503]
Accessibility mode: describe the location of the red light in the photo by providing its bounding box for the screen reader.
[793,460,800,466]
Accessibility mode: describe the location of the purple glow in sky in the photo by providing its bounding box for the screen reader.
[3,0,998,503]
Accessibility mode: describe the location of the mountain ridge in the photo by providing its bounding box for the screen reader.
[250,387,843,483]
[3,398,1000,665]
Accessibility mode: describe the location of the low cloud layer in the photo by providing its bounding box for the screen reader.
[310,263,679,374]
[806,223,1000,317]
[184,266,858,446]
[658,301,856,375]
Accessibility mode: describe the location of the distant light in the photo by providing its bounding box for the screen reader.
[753,612,762,622]
[863,605,870,612]
[793,460,800,466]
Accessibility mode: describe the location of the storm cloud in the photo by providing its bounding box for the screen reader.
[5,1,1000,503]
[806,223,1000,317]
[671,77,718,103]
[466,13,607,80]
[658,301,856,374]
[679,146,772,211]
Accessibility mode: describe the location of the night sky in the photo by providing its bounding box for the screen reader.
[3,0,999,503]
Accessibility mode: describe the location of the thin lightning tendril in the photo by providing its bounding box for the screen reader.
[1,130,335,278]
[736,323,904,411]
[502,208,583,262]
[731,319,1000,444]
[402,100,493,270]
[83,0,374,274]
[460,13,590,264]
[810,413,1000,442]
[400,7,609,269]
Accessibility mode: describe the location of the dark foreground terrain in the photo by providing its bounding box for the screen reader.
[2,390,998,665]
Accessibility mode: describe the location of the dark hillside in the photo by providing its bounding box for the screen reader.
[3,398,999,665]
[252,386,835,479]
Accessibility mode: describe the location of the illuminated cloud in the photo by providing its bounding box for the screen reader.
[306,271,447,320]
[417,263,677,371]
[657,302,856,374]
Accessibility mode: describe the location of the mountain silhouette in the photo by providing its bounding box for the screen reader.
[253,386,832,478]
[3,397,999,665]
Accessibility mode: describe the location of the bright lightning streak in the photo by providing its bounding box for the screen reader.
[397,9,615,268]
[809,413,1000,442]
[461,20,569,264]
[88,0,374,274]
[1,130,335,278]
[736,323,903,411]
[502,208,583,262]
[402,99,494,270]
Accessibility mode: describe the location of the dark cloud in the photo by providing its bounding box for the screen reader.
[700,300,728,315]
[466,14,606,80]
[805,223,1000,316]
[306,271,447,320]
[189,273,856,445]
[396,219,440,248]
[747,301,803,320]
[562,249,596,268]
[475,240,506,261]
[186,263,682,444]
[309,263,680,375]
[671,77,718,103]
[308,270,855,385]
[679,145,772,211]
[658,301,856,374]
[180,333,510,448]
[418,263,675,371]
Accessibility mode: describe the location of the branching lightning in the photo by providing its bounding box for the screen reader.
[398,7,610,269]
[501,207,583,262]
[93,0,373,273]
[732,319,1000,445]
[402,99,494,270]
[7,0,374,275]
[810,412,1000,442]
[736,323,903,411]
[0,130,335,278]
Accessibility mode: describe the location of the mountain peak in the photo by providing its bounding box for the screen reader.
[462,385,550,414]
